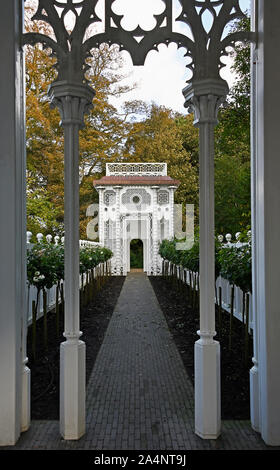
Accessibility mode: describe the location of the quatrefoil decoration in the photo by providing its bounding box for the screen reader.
[23,0,254,86]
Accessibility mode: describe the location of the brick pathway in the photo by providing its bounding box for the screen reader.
[5,272,277,450]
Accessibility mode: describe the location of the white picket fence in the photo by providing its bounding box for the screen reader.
[162,230,253,331]
[26,232,103,325]
[217,231,252,330]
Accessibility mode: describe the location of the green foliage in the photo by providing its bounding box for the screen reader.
[123,105,199,224]
[26,184,63,236]
[27,243,113,290]
[159,235,252,292]
[79,245,113,274]
[25,4,251,241]
[218,243,252,293]
[179,241,200,273]
[214,14,251,234]
[130,240,143,268]
[214,154,251,234]
[25,5,138,239]
[159,239,181,266]
[27,243,64,290]
[159,239,199,273]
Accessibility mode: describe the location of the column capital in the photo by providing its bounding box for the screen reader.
[48,81,95,129]
[183,78,229,127]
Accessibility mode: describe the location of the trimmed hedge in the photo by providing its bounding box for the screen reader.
[159,236,252,294]
[27,243,113,290]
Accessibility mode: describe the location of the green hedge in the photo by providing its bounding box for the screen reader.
[159,236,252,294]
[27,243,113,290]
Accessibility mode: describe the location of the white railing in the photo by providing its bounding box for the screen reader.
[26,232,104,325]
[161,230,252,330]
[106,162,167,176]
[215,276,252,329]
[216,230,252,329]
[163,262,252,331]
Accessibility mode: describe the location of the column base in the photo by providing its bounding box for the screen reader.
[60,339,86,440]
[250,360,260,432]
[21,362,31,432]
[194,338,221,439]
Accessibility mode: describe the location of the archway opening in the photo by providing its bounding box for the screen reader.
[130,239,143,270]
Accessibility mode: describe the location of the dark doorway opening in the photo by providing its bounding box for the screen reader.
[130,239,143,269]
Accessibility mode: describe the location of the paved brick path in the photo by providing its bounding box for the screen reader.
[5,272,277,450]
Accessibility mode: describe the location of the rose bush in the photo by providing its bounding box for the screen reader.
[27,243,113,290]
[159,233,252,293]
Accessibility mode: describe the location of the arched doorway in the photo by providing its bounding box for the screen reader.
[130,239,143,270]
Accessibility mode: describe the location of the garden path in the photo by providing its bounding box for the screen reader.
[5,272,274,450]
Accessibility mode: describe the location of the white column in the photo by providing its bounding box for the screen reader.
[20,34,30,436]
[183,79,228,439]
[168,186,177,239]
[249,0,260,433]
[254,0,280,446]
[48,81,94,440]
[97,187,105,245]
[113,186,122,275]
[0,0,30,446]
[151,186,159,275]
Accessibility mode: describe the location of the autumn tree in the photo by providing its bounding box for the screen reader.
[24,3,138,238]
[214,14,251,235]
[25,5,64,237]
[124,104,199,216]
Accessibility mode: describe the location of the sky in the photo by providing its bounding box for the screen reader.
[105,0,251,114]
[27,0,251,114]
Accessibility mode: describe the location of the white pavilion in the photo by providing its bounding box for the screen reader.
[93,162,180,276]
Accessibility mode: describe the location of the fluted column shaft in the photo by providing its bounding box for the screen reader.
[48,81,95,440]
[152,186,159,275]
[168,186,176,239]
[114,186,122,275]
[96,187,105,246]
[183,79,228,440]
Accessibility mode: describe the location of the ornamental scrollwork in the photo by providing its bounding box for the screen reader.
[23,1,255,87]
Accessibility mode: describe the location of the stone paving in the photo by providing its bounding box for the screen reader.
[4,272,278,450]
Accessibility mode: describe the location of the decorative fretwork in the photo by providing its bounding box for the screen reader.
[104,190,116,206]
[106,162,167,176]
[23,1,254,88]
[122,189,151,207]
[159,217,169,241]
[157,190,169,205]
[23,0,102,83]
[104,218,116,251]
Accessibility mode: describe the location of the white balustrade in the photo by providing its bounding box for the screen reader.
[225,233,232,245]
[54,235,60,245]
[36,233,44,243]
